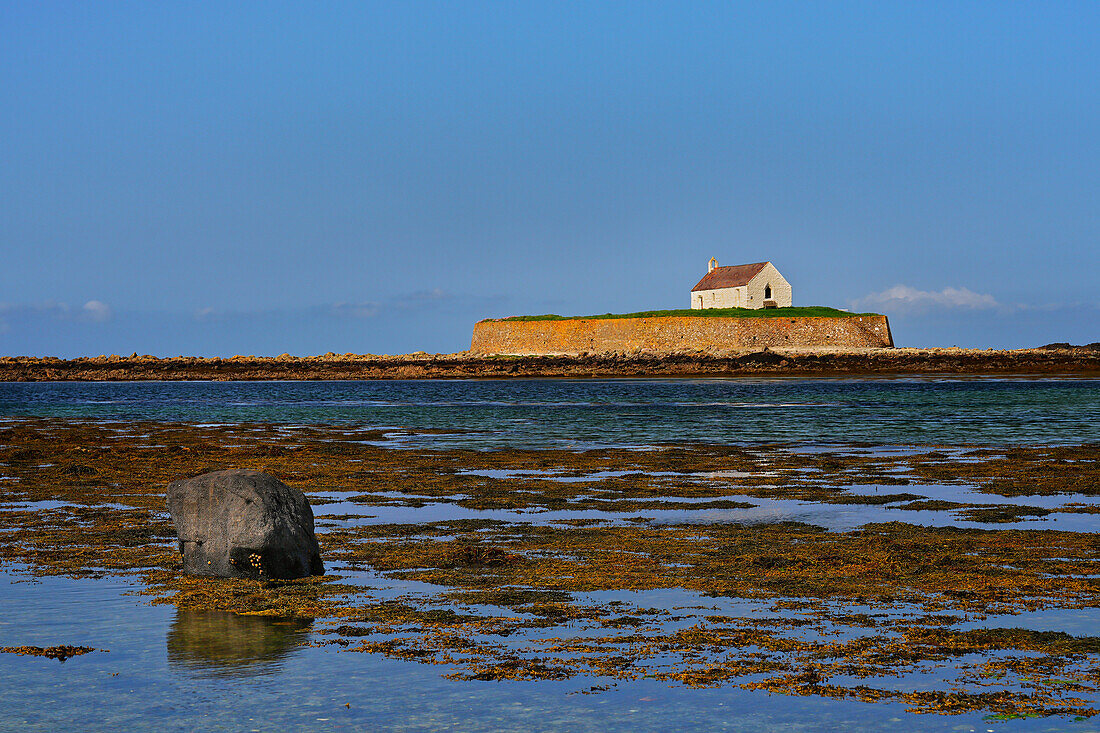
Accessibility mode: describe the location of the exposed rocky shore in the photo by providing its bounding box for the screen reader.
[1,345,1098,380]
[2,418,1098,716]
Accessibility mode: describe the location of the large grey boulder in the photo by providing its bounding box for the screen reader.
[166,469,324,579]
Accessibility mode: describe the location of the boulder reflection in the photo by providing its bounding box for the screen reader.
[167,610,311,678]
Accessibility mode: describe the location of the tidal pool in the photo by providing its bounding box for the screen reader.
[3,565,1095,733]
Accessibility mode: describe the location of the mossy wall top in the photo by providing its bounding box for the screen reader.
[470,315,894,354]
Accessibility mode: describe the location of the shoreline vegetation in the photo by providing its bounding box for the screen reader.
[485,306,880,321]
[0,346,1098,381]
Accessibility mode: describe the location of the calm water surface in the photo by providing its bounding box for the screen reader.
[1,377,1098,446]
[12,566,1095,733]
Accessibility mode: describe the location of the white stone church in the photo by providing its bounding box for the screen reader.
[690,259,792,309]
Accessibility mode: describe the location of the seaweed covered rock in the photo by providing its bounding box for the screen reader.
[166,469,324,579]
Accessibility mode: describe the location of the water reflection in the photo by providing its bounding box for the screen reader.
[166,610,311,678]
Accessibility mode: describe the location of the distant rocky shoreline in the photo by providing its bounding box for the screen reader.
[1,345,1098,380]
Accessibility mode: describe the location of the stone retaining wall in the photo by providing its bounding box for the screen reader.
[470,315,893,354]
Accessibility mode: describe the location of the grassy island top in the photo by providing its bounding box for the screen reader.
[486,306,882,322]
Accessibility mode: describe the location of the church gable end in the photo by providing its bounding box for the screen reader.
[691,259,792,310]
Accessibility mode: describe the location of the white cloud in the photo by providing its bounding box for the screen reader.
[331,302,381,318]
[852,285,1000,313]
[81,300,112,322]
[0,300,67,318]
[0,300,112,325]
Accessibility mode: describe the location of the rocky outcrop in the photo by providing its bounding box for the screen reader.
[1,347,1099,380]
[166,469,324,579]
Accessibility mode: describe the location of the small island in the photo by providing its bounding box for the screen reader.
[473,260,893,354]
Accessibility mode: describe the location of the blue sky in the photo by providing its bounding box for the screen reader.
[1,1,1097,355]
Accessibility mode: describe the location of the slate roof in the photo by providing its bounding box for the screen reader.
[691,262,770,292]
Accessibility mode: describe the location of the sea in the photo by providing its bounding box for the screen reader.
[2,377,1099,447]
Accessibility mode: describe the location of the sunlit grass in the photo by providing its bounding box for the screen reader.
[487,306,881,321]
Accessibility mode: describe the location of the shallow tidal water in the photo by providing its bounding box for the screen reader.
[10,564,1092,733]
[2,377,1098,446]
[1,378,1098,731]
